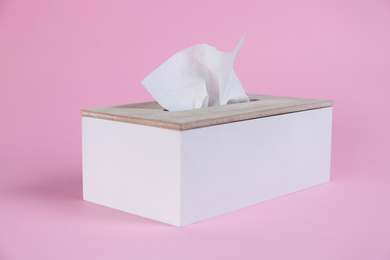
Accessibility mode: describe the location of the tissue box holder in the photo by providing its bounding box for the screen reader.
[81,94,333,227]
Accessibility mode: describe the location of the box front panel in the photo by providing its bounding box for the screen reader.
[82,117,181,226]
[181,107,332,226]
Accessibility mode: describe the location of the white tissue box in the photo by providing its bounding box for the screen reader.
[81,94,333,227]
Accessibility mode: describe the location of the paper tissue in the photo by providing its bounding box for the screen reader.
[141,37,249,111]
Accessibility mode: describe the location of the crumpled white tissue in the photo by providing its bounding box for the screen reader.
[141,37,249,111]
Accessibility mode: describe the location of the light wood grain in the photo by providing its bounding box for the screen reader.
[81,94,333,131]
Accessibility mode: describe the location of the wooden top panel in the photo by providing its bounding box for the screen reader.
[81,94,333,131]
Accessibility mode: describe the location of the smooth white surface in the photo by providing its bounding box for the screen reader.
[82,117,181,226]
[180,107,332,226]
[82,107,332,227]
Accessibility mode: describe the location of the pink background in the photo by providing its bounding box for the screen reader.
[1,0,390,259]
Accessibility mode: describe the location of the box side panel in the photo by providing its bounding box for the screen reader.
[181,107,332,226]
[82,117,181,226]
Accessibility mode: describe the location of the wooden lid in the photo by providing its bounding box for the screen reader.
[81,94,333,131]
